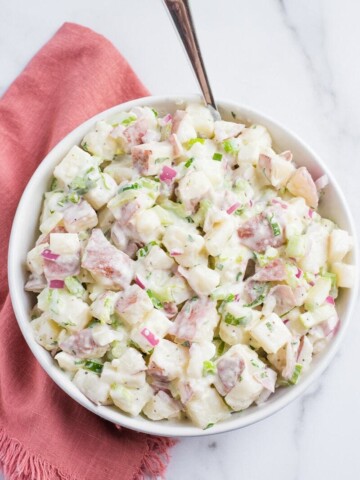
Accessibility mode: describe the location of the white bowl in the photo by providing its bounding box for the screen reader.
[8,95,359,437]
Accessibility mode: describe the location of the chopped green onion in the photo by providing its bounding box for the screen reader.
[83,360,103,374]
[119,182,141,193]
[184,157,194,168]
[121,115,137,126]
[204,423,214,430]
[212,152,223,161]
[50,177,58,191]
[203,360,217,376]
[223,139,239,155]
[81,142,91,154]
[137,241,157,259]
[151,108,158,117]
[185,137,205,150]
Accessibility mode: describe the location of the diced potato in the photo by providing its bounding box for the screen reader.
[304,277,331,311]
[31,313,62,350]
[115,284,153,325]
[185,103,215,138]
[101,349,147,388]
[299,303,337,328]
[110,383,152,416]
[132,141,173,176]
[90,291,120,324]
[298,225,329,274]
[91,324,118,346]
[225,369,264,411]
[84,173,117,210]
[130,309,172,353]
[172,111,197,144]
[73,369,110,405]
[81,121,118,160]
[187,342,215,379]
[53,146,99,186]
[162,225,206,268]
[97,206,115,233]
[250,313,291,354]
[182,265,220,296]
[50,233,80,255]
[328,229,353,263]
[177,171,212,208]
[26,243,48,275]
[149,339,188,380]
[143,245,174,270]
[38,288,91,332]
[204,216,235,256]
[39,211,63,234]
[143,391,181,421]
[331,262,356,288]
[134,209,163,243]
[55,351,81,372]
[185,387,230,429]
[104,157,134,183]
[219,305,256,346]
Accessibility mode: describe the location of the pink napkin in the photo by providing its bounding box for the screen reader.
[0,23,175,480]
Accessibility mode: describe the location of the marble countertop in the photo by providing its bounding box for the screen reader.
[2,0,360,479]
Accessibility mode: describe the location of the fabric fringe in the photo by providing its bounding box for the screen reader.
[0,428,71,480]
[133,436,177,480]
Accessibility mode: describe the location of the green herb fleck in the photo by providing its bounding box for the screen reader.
[267,215,281,237]
[212,152,223,161]
[121,115,137,126]
[223,139,239,155]
[224,313,248,326]
[203,360,216,376]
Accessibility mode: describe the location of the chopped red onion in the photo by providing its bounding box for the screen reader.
[141,328,159,347]
[135,276,146,289]
[226,202,241,215]
[41,249,59,261]
[308,208,314,218]
[159,166,177,185]
[49,279,65,289]
[326,296,335,305]
[295,268,302,279]
[170,250,183,256]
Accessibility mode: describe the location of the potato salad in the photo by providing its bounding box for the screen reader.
[25,103,355,429]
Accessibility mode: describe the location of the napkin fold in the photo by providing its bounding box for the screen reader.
[0,23,175,480]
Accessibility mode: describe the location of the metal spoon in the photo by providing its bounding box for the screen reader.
[163,0,221,120]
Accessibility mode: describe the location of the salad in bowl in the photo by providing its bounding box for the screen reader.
[22,100,355,430]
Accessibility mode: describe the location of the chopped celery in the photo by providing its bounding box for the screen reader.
[289,364,302,385]
[159,199,188,218]
[64,276,85,297]
[212,153,223,161]
[146,289,163,309]
[286,235,306,258]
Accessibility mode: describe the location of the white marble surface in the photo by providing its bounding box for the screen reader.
[2,0,360,479]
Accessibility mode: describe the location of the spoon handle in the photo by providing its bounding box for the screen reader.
[163,0,219,115]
